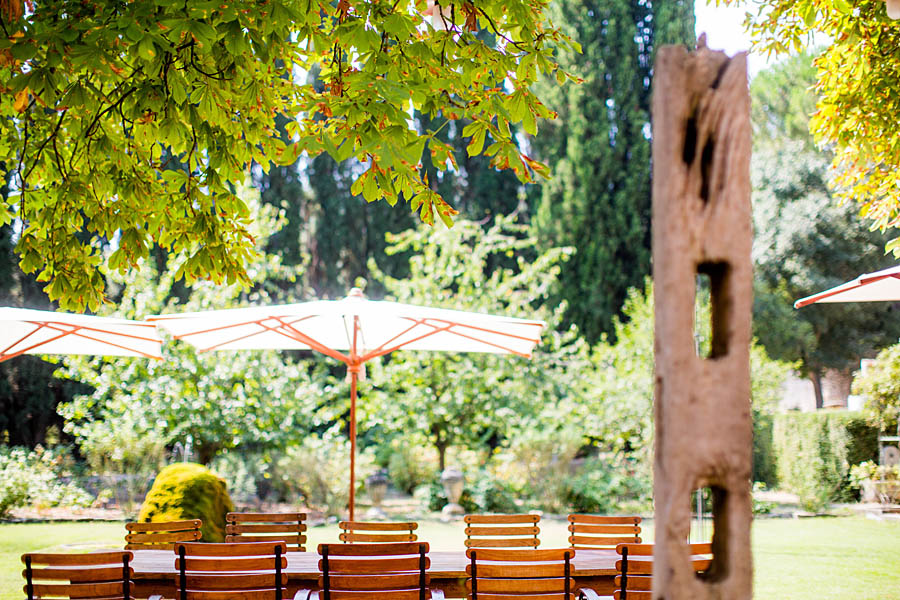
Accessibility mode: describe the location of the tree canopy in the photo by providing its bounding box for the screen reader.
[0,0,576,310]
[531,0,695,343]
[720,0,900,246]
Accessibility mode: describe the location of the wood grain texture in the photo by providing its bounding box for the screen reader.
[651,40,753,600]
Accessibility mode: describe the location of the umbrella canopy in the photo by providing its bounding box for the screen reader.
[794,264,900,308]
[0,307,163,362]
[149,288,545,518]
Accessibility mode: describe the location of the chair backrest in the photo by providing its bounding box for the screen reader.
[567,515,642,549]
[614,543,713,600]
[125,519,202,550]
[318,541,433,600]
[338,520,418,543]
[174,541,288,600]
[464,514,540,548]
[465,548,576,600]
[22,551,134,600]
[226,512,308,551]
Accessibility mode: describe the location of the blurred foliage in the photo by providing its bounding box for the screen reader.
[0,446,92,519]
[773,411,879,511]
[721,0,900,245]
[59,185,327,465]
[270,429,375,516]
[365,216,585,472]
[851,343,900,435]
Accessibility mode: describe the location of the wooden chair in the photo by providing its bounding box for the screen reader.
[173,541,311,600]
[125,519,202,550]
[226,512,308,551]
[22,550,134,600]
[567,515,641,550]
[338,520,418,543]
[464,514,540,549]
[316,541,444,599]
[579,542,713,600]
[465,548,576,599]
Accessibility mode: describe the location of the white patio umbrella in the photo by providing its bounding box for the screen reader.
[794,264,900,308]
[149,288,545,519]
[0,307,163,362]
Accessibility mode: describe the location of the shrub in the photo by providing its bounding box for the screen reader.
[386,439,438,495]
[849,460,900,504]
[75,415,167,512]
[268,433,375,516]
[773,412,878,511]
[0,446,92,519]
[422,469,519,513]
[560,455,651,514]
[138,463,234,541]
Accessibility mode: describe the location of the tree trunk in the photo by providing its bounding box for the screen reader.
[810,370,824,410]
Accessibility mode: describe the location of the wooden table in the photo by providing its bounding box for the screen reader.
[131,548,617,598]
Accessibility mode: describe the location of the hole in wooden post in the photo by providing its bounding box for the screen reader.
[682,116,698,165]
[690,485,729,584]
[694,262,730,360]
[700,137,715,205]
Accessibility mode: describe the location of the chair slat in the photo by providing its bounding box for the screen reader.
[177,542,287,556]
[614,575,652,591]
[25,566,127,583]
[569,535,641,547]
[465,526,540,537]
[475,593,571,600]
[465,549,573,562]
[23,552,132,567]
[225,535,306,546]
[181,590,280,600]
[340,532,418,543]
[319,556,428,573]
[226,512,306,523]
[323,573,426,590]
[328,591,422,600]
[29,582,126,599]
[567,524,641,535]
[339,521,418,531]
[320,542,428,556]
[177,557,287,572]
[126,520,201,532]
[226,523,306,534]
[466,537,539,548]
[465,514,539,525]
[466,563,569,578]
[614,591,652,600]
[126,531,201,544]
[467,577,577,593]
[567,515,641,526]
[183,573,287,589]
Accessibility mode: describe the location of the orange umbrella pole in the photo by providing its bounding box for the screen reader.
[348,364,360,521]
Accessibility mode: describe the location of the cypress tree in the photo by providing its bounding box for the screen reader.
[532,1,695,343]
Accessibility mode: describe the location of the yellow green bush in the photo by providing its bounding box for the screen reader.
[137,463,233,542]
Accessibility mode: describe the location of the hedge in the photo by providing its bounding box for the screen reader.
[773,411,878,511]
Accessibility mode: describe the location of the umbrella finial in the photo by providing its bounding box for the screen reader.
[347,287,365,300]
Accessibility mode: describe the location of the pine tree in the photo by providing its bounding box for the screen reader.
[531,1,695,343]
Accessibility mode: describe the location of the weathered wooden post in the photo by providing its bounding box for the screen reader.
[652,40,753,599]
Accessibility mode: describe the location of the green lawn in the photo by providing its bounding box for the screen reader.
[2,516,898,599]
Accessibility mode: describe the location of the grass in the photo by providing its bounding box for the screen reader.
[2,516,898,599]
